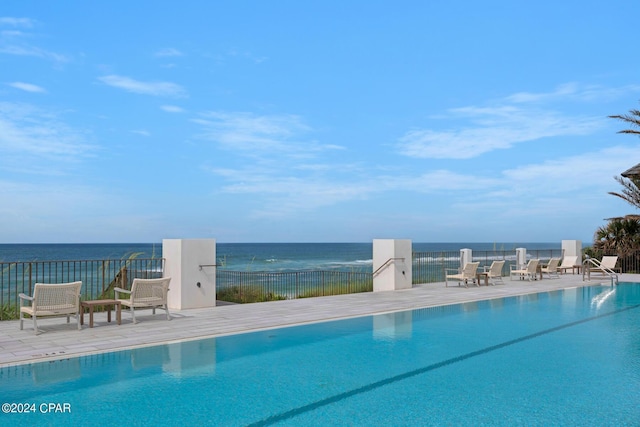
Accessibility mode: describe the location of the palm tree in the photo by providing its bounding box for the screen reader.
[608,103,640,209]
[593,217,640,257]
[594,105,640,271]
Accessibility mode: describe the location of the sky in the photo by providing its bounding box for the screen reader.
[1,1,640,244]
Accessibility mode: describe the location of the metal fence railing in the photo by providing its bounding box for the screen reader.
[215,248,565,303]
[612,250,640,274]
[0,258,164,320]
[216,270,373,303]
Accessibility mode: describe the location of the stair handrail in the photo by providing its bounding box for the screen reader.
[582,256,618,286]
[372,257,405,277]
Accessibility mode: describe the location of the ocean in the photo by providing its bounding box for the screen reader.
[0,242,562,272]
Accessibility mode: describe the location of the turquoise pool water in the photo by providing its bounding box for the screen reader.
[2,283,640,426]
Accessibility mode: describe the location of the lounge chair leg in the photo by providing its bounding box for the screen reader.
[20,313,23,330]
[33,316,38,335]
[165,305,171,320]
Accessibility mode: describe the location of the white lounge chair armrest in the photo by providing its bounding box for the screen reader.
[18,293,33,301]
[114,287,131,298]
[445,268,460,274]
[18,293,33,307]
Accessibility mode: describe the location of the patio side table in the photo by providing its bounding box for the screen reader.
[80,299,122,328]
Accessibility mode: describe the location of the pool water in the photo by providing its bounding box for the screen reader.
[2,284,640,426]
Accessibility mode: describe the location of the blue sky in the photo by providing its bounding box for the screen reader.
[1,1,640,244]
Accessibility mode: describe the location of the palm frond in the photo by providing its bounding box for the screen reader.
[609,105,640,133]
[608,175,640,210]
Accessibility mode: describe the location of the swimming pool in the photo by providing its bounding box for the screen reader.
[2,283,640,425]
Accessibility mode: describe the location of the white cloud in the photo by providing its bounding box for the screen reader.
[0,18,68,63]
[505,83,580,103]
[396,83,630,159]
[505,83,640,104]
[398,107,601,159]
[502,145,638,192]
[161,104,185,113]
[98,75,187,97]
[132,130,150,137]
[7,81,46,93]
[155,48,183,57]
[402,170,501,192]
[0,17,35,28]
[209,166,375,218]
[194,111,343,155]
[0,44,68,62]
[0,102,95,172]
[227,48,267,64]
[195,111,357,217]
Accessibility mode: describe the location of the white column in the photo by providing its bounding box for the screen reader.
[562,240,582,264]
[373,239,412,292]
[460,248,472,269]
[163,239,216,310]
[516,248,527,269]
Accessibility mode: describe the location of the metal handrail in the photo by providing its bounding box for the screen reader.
[582,257,618,286]
[372,257,405,277]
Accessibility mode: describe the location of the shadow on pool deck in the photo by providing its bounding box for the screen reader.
[1,272,637,367]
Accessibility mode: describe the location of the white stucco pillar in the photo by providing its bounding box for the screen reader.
[562,240,582,264]
[163,239,216,310]
[373,239,412,292]
[460,249,472,269]
[516,248,527,269]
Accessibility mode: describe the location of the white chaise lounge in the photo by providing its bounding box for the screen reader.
[445,262,480,288]
[482,260,505,285]
[557,256,578,274]
[541,258,561,279]
[510,259,540,281]
[591,256,620,275]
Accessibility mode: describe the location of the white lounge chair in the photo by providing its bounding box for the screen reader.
[482,260,505,285]
[115,277,171,324]
[19,281,82,334]
[591,256,620,275]
[510,259,540,281]
[541,258,561,279]
[557,256,578,274]
[445,262,479,287]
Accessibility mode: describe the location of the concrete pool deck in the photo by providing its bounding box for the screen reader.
[1,272,637,367]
